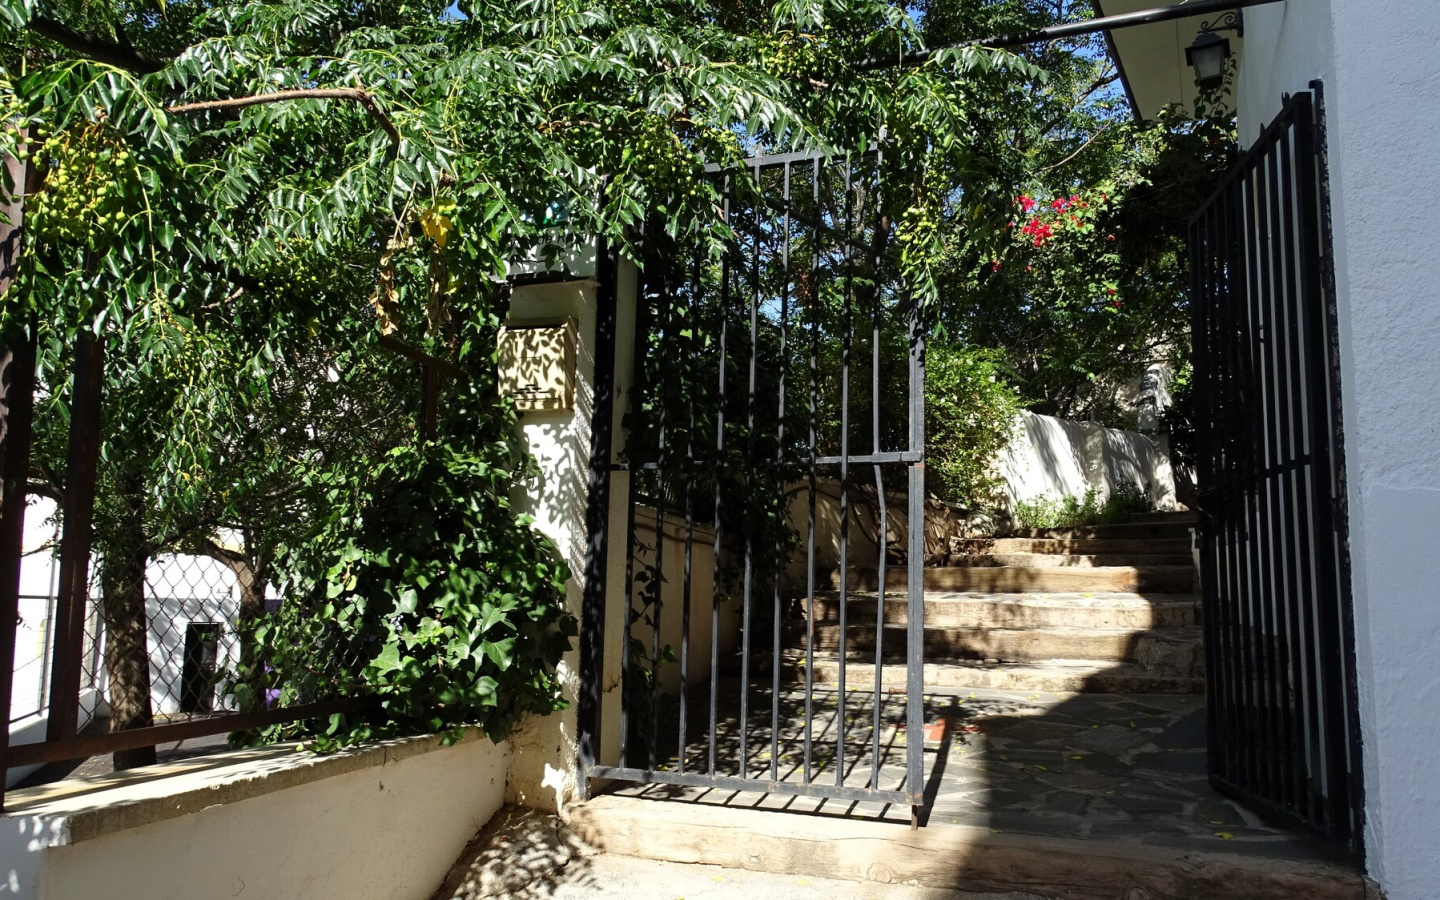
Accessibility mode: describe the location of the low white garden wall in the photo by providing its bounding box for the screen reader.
[998,412,1177,511]
[0,732,509,900]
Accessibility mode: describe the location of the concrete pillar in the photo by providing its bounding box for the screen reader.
[503,251,638,814]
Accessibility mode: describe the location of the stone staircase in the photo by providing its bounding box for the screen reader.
[789,511,1203,694]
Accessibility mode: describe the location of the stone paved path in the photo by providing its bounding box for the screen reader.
[614,684,1334,861]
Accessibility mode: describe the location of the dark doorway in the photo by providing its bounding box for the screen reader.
[180,622,221,714]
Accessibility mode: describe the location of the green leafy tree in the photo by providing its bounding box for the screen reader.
[2,0,1048,757]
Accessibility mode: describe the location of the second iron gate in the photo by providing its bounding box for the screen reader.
[1189,88,1363,855]
[579,149,928,821]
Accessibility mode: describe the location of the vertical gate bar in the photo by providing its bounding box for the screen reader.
[0,328,37,810]
[578,237,620,779]
[708,174,733,776]
[1249,149,1284,800]
[1195,202,1222,782]
[803,158,821,785]
[1227,171,1258,796]
[1295,94,1342,835]
[1290,115,1330,817]
[1250,145,1287,810]
[1310,81,1364,849]
[1221,179,1254,793]
[1253,149,1285,803]
[1220,182,1246,789]
[905,291,926,816]
[1255,152,1291,806]
[1293,94,1352,840]
[649,246,670,774]
[772,162,792,784]
[869,158,888,791]
[1275,133,1309,815]
[1211,190,1243,788]
[677,248,700,776]
[46,333,104,744]
[1226,168,1261,794]
[738,163,762,780]
[836,159,854,788]
[1265,128,1308,816]
[619,229,653,769]
[1192,210,1219,781]
[1206,188,1236,788]
[1215,184,1249,783]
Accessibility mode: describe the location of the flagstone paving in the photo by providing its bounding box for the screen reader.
[612,684,1338,863]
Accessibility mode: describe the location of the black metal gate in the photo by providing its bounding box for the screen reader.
[1189,88,1363,853]
[578,150,927,819]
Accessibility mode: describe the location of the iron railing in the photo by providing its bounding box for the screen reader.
[579,150,928,821]
[1190,87,1362,854]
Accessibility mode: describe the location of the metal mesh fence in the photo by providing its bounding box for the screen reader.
[1,329,441,785]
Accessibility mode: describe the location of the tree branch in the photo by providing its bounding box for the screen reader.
[191,534,247,568]
[1037,124,1112,173]
[168,89,401,145]
[29,16,168,74]
[1037,71,1121,139]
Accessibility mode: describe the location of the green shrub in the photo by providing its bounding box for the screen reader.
[925,345,1023,508]
[1013,483,1153,530]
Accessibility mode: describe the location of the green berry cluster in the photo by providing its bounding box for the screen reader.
[28,123,138,250]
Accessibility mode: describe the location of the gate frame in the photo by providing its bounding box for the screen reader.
[1189,85,1364,856]
[576,151,929,824]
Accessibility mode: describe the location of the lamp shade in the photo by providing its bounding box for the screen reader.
[1186,30,1231,91]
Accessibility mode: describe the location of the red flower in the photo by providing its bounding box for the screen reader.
[1051,198,1069,211]
[1017,196,1037,213]
[992,261,1002,272]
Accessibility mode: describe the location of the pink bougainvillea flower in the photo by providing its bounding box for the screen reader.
[1017,196,1037,213]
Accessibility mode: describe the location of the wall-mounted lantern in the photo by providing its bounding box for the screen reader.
[1186,11,1243,91]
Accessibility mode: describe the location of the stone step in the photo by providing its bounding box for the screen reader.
[805,591,1201,630]
[572,796,1368,900]
[782,654,1204,694]
[834,565,1195,594]
[1007,521,1195,541]
[1130,509,1200,524]
[945,551,1193,568]
[790,624,1203,673]
[954,536,1192,555]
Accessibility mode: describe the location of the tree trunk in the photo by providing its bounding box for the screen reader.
[229,551,269,687]
[100,539,156,769]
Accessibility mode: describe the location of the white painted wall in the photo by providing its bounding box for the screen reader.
[1235,1,1336,149]
[998,412,1177,512]
[1237,4,1440,895]
[628,508,734,696]
[0,735,509,900]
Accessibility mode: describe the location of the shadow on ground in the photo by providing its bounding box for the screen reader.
[432,805,599,900]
